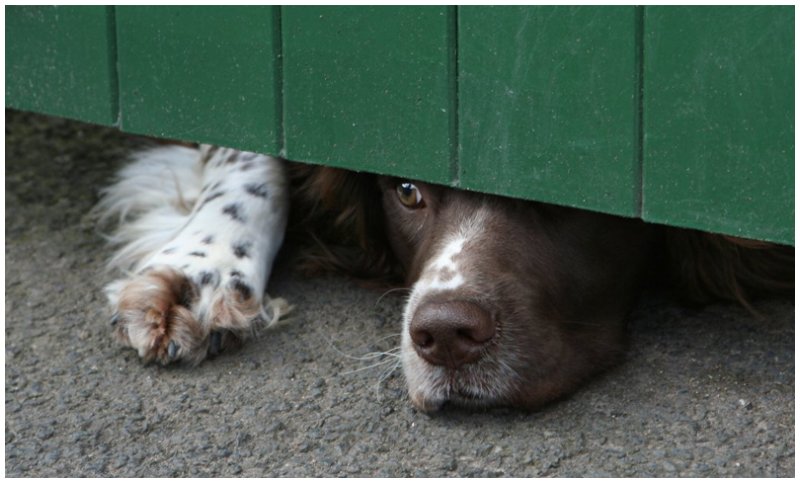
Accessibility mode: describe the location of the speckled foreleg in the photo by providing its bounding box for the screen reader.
[99,145,290,365]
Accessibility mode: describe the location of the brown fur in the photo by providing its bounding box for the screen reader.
[287,164,400,281]
[288,164,793,310]
[662,230,794,312]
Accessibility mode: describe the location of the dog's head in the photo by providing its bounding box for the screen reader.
[373,178,653,411]
[292,166,792,412]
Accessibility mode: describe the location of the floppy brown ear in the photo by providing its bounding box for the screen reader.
[663,228,794,312]
[286,163,401,281]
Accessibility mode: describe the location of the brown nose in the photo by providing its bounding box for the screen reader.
[410,301,495,368]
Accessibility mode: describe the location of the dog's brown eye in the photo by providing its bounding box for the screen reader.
[396,182,425,208]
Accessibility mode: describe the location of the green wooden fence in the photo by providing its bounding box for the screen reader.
[6,6,794,245]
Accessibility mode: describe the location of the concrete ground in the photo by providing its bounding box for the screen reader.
[4,109,795,477]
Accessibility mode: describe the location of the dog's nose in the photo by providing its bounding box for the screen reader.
[410,301,495,368]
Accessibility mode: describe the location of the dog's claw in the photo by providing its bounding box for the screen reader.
[167,340,179,361]
[209,331,223,356]
[111,312,120,327]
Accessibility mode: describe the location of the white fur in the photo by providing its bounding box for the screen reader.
[97,144,291,363]
[420,237,466,291]
[401,207,489,331]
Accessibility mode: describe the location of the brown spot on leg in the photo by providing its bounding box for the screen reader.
[198,191,225,210]
[232,241,252,259]
[231,279,253,301]
[244,182,269,198]
[222,202,246,222]
[225,151,240,164]
[197,270,220,288]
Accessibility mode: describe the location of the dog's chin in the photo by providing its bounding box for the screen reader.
[402,344,589,413]
[409,386,501,413]
[402,350,512,413]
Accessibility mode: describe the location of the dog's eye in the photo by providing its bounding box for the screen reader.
[396,182,425,209]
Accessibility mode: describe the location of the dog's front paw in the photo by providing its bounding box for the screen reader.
[108,266,208,365]
[107,265,291,366]
[98,146,290,365]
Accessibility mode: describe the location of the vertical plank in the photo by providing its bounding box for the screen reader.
[283,6,454,182]
[643,7,793,244]
[459,6,640,217]
[116,6,280,153]
[5,6,118,126]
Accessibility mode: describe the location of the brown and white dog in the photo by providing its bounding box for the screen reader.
[98,146,794,412]
[290,165,793,411]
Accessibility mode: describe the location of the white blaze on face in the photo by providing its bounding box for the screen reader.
[402,236,464,329]
[401,207,489,334]
[424,237,466,291]
[400,206,491,408]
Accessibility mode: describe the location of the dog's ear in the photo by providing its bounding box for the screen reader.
[286,163,401,282]
[663,228,794,313]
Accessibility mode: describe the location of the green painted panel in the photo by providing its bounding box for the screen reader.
[116,6,280,153]
[283,6,454,183]
[5,6,117,125]
[5,6,794,243]
[643,7,794,245]
[459,6,639,217]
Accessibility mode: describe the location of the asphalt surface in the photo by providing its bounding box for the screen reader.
[4,110,795,477]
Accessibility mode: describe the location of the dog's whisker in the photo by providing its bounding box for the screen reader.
[379,357,402,379]
[345,349,402,362]
[321,332,401,362]
[374,358,403,401]
[370,332,403,343]
[341,357,399,376]
[375,287,411,307]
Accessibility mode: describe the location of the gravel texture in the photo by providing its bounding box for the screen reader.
[5,110,795,477]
